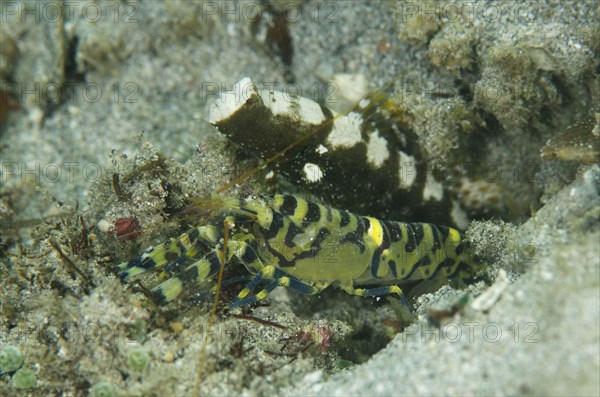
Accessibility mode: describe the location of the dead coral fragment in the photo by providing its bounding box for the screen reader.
[429,23,476,75]
[541,121,599,163]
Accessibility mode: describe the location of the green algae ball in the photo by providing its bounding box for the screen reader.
[127,348,150,371]
[11,367,36,389]
[336,359,354,370]
[90,381,115,397]
[0,345,24,372]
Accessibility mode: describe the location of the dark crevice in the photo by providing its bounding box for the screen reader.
[64,35,86,84]
[251,0,296,83]
[44,35,86,120]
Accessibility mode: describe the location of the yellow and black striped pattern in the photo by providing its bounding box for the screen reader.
[116,194,480,307]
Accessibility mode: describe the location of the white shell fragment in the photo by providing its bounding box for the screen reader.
[450,200,470,231]
[315,144,329,154]
[471,269,510,312]
[303,162,324,183]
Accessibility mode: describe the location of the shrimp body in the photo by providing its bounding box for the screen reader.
[117,194,479,307]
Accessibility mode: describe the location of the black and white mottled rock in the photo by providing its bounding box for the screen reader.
[209,77,465,226]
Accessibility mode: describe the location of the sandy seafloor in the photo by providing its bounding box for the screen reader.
[0,1,599,396]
